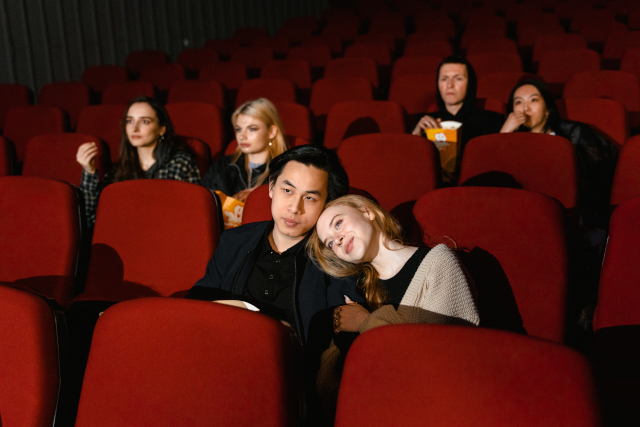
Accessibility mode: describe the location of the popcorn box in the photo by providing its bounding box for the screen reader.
[215,191,244,229]
[424,120,463,178]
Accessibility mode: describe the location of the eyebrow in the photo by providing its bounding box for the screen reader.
[282,179,322,196]
[126,116,154,120]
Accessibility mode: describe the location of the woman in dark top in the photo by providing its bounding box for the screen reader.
[200,98,288,202]
[501,79,618,229]
[412,55,504,148]
[76,96,200,227]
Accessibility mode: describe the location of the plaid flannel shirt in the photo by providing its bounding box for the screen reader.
[80,151,201,227]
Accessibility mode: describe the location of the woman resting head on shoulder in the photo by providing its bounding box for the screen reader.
[201,97,288,202]
[308,195,480,416]
[76,96,200,227]
[500,79,618,229]
[412,56,504,144]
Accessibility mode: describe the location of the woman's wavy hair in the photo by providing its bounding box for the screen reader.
[231,98,288,187]
[113,96,179,182]
[307,194,405,310]
[506,78,561,134]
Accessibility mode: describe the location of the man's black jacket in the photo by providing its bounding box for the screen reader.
[186,220,363,344]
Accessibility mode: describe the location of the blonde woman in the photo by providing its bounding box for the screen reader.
[201,98,288,202]
[307,195,480,416]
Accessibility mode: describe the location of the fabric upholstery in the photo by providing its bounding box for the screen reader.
[39,82,91,129]
[81,65,128,95]
[76,104,126,162]
[610,135,640,206]
[168,80,225,110]
[101,81,155,105]
[166,102,225,159]
[125,49,168,76]
[3,106,66,163]
[310,77,373,131]
[235,78,296,108]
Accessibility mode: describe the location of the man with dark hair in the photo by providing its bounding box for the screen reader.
[186,145,360,344]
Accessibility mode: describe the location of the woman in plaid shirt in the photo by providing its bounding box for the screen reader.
[76,96,200,227]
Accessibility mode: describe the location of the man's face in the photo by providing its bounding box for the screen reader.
[269,161,329,243]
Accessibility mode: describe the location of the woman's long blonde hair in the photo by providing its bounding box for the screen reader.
[307,195,405,310]
[231,98,288,187]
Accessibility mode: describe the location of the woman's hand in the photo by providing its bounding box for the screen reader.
[76,142,98,174]
[232,188,254,203]
[412,115,441,135]
[333,298,370,333]
[500,111,526,133]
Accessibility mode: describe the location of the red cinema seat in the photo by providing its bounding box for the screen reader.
[391,56,444,83]
[176,136,211,179]
[325,58,379,89]
[532,34,588,63]
[167,80,225,110]
[22,133,110,186]
[459,133,579,211]
[414,15,456,38]
[242,184,272,225]
[466,53,523,78]
[0,284,67,427]
[261,59,312,91]
[610,135,640,207]
[476,72,526,105]
[518,20,565,50]
[139,63,185,93]
[0,136,14,176]
[235,78,296,108]
[344,42,392,66]
[593,196,640,426]
[323,21,360,45]
[403,40,453,58]
[230,46,273,74]
[74,298,300,427]
[76,104,126,162]
[406,30,451,44]
[0,83,33,133]
[388,73,437,122]
[336,325,600,427]
[165,102,225,159]
[356,34,396,56]
[125,50,168,78]
[620,47,640,79]
[538,49,601,95]
[337,134,439,211]
[460,28,507,50]
[368,13,407,40]
[233,26,270,47]
[101,81,155,105]
[562,98,629,149]
[324,101,406,149]
[273,101,314,142]
[603,30,640,68]
[177,48,218,77]
[204,39,241,60]
[74,180,219,302]
[289,44,333,68]
[199,62,247,105]
[571,9,618,33]
[81,65,128,97]
[0,177,81,307]
[467,38,519,55]
[252,36,290,58]
[310,77,373,131]
[38,82,91,130]
[3,106,66,164]
[413,187,569,342]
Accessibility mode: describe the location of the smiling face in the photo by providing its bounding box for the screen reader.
[316,204,378,264]
[125,102,166,149]
[269,161,329,249]
[234,113,277,156]
[512,84,549,133]
[438,63,468,111]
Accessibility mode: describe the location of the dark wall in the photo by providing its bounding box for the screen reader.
[0,0,328,95]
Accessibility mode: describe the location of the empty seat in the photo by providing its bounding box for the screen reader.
[355,33,397,56]
[22,133,110,186]
[518,20,565,49]
[368,13,407,39]
[571,9,618,33]
[610,135,640,207]
[562,98,629,148]
[532,34,588,63]
[176,136,211,181]
[101,81,155,105]
[204,39,241,60]
[477,72,525,105]
[391,56,444,83]
[76,105,126,161]
[466,38,519,55]
[460,27,507,50]
[38,81,91,130]
[74,297,300,426]
[125,50,168,78]
[0,284,67,427]
[233,26,270,46]
[323,21,360,44]
[0,83,32,133]
[230,46,273,72]
[580,21,628,47]
[167,80,225,110]
[3,106,66,164]
[235,78,296,108]
[165,102,225,159]
[336,324,599,427]
[466,53,523,77]
[252,36,290,57]
[413,187,569,342]
[603,30,640,66]
[388,73,437,121]
[344,42,392,66]
[298,38,340,60]
[538,49,601,95]
[620,47,640,79]
[0,136,13,176]
[272,101,314,142]
[74,180,219,302]
[403,40,453,58]
[0,177,81,307]
[260,59,312,91]
[324,101,406,149]
[81,65,128,97]
[199,62,247,92]
[459,133,579,210]
[325,58,379,89]
[310,77,373,131]
[139,63,185,93]
[176,47,218,76]
[337,134,439,211]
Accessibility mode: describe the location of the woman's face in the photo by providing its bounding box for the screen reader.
[438,63,468,108]
[125,102,165,148]
[512,84,548,133]
[316,204,378,264]
[234,114,277,156]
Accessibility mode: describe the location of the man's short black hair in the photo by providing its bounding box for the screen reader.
[269,145,349,203]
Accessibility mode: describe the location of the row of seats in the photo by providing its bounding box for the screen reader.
[0,285,602,426]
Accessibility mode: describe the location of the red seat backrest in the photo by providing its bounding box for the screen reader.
[391,55,444,83]
[310,77,373,131]
[75,298,299,427]
[0,177,80,306]
[3,106,66,163]
[230,46,274,70]
[101,81,155,105]
[325,57,379,88]
[466,53,523,77]
[564,70,640,112]
[76,104,125,162]
[198,62,247,90]
[176,48,218,73]
[235,78,296,108]
[0,136,13,176]
[167,80,225,110]
[0,83,32,133]
[140,63,185,92]
[261,59,312,90]
[413,187,569,342]
[125,50,168,76]
[388,73,437,117]
[562,97,628,149]
[538,49,601,85]
[81,65,128,94]
[165,102,225,159]
[273,101,314,142]
[39,82,91,130]
[610,135,640,206]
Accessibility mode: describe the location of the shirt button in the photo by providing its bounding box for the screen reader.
[275,259,280,264]
[264,289,269,296]
[269,274,274,279]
